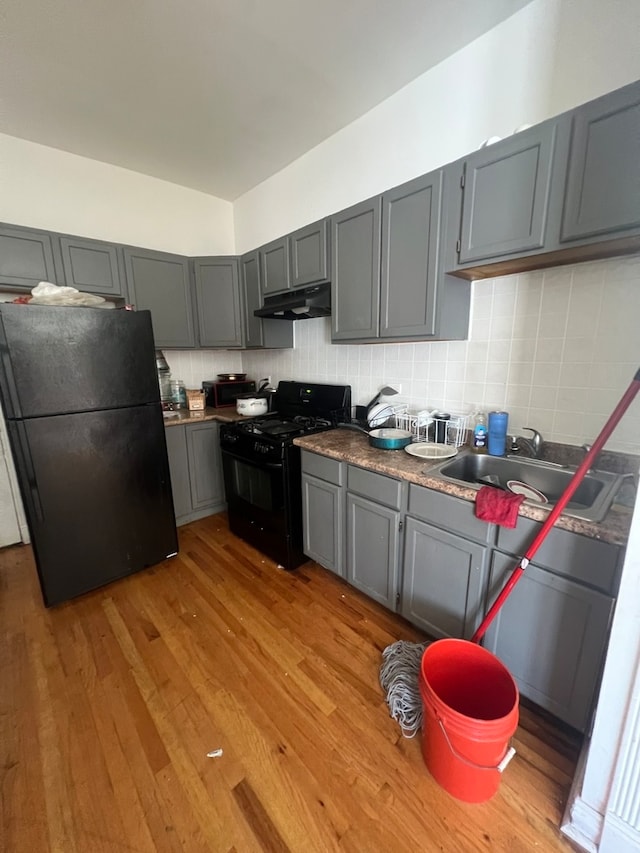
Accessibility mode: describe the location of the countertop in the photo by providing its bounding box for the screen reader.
[163,407,246,426]
[294,429,635,547]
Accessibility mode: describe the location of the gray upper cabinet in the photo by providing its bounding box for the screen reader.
[380,171,443,338]
[331,171,469,343]
[59,235,126,298]
[240,251,294,350]
[484,551,614,732]
[260,237,290,295]
[560,79,640,244]
[289,218,330,288]
[0,224,62,289]
[193,256,243,348]
[124,247,195,347]
[241,251,265,348]
[457,119,562,264]
[331,197,382,341]
[401,516,488,640]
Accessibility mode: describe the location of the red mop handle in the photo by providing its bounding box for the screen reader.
[471,367,640,644]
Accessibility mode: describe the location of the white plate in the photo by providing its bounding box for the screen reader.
[507,480,548,504]
[404,443,459,460]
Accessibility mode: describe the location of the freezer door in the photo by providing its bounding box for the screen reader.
[9,403,178,606]
[0,304,160,418]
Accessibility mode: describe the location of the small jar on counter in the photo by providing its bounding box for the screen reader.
[170,379,187,409]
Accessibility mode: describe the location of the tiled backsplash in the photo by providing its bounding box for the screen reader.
[168,255,640,455]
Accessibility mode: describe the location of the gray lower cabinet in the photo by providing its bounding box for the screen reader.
[289,219,330,288]
[483,551,615,732]
[401,517,488,640]
[301,452,344,576]
[165,422,225,526]
[346,493,400,609]
[59,235,126,298]
[0,223,63,289]
[124,247,195,347]
[560,79,640,244]
[345,465,405,609]
[240,251,293,349]
[193,256,243,347]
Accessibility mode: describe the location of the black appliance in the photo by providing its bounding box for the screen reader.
[254,282,331,320]
[219,380,351,570]
[0,304,178,607]
[202,379,256,408]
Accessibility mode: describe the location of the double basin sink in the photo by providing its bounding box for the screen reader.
[431,452,628,522]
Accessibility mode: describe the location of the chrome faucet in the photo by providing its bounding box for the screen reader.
[516,427,544,459]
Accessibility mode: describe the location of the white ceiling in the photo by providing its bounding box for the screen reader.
[1,0,532,200]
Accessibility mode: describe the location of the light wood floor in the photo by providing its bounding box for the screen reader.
[1,514,582,853]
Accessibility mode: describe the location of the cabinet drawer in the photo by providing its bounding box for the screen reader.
[347,465,403,509]
[301,451,343,485]
[408,484,494,544]
[496,519,621,594]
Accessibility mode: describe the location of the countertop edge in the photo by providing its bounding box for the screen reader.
[163,408,246,426]
[294,430,633,547]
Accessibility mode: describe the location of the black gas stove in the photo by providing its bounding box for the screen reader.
[219,381,351,569]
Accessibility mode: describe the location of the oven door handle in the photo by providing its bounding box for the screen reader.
[220,448,284,471]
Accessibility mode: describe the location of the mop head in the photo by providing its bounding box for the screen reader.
[379,640,430,738]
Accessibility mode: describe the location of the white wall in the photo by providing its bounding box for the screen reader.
[0,134,235,256]
[233,0,640,252]
[242,257,640,454]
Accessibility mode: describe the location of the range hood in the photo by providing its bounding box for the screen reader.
[254,282,331,320]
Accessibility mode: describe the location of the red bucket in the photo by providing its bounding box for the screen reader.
[419,639,519,803]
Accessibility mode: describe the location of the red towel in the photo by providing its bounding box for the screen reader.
[475,486,525,528]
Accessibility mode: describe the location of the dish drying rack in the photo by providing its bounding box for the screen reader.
[393,409,469,448]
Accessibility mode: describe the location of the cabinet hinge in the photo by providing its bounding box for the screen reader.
[456,239,461,254]
[396,592,401,606]
[399,520,404,532]
[460,172,465,189]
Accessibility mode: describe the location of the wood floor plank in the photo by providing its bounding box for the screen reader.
[0,514,581,852]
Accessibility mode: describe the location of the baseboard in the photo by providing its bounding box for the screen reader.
[562,794,603,853]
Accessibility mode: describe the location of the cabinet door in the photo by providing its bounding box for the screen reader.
[346,492,399,609]
[484,552,614,731]
[302,473,344,576]
[164,425,192,523]
[331,197,382,341]
[59,235,126,297]
[0,224,62,289]
[380,171,443,338]
[561,80,640,243]
[193,257,243,348]
[124,248,195,347]
[240,251,264,348]
[185,422,225,511]
[289,219,330,288]
[260,237,290,295]
[401,517,488,640]
[458,121,559,263]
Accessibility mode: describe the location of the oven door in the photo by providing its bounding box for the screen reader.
[221,447,304,569]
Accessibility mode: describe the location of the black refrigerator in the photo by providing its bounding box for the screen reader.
[0,303,178,606]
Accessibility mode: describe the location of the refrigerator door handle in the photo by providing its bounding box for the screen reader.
[0,319,21,420]
[13,421,44,524]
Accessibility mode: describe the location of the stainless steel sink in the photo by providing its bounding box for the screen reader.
[431,452,627,522]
